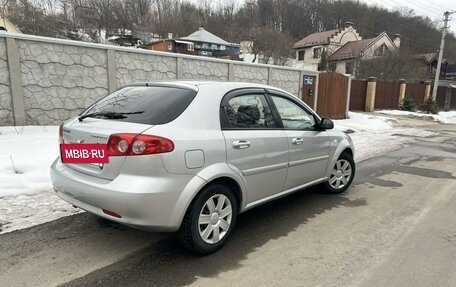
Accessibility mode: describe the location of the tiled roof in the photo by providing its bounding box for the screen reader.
[414,53,436,63]
[329,38,376,61]
[180,27,231,45]
[293,29,340,49]
[413,53,448,64]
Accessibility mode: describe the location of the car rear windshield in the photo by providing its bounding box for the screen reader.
[81,86,197,125]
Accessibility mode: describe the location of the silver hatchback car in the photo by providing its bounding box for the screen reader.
[50,81,355,254]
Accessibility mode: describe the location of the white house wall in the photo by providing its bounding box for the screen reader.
[335,62,346,74]
[361,35,397,60]
[328,28,361,53]
[295,26,361,67]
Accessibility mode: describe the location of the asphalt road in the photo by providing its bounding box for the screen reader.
[1,121,455,287]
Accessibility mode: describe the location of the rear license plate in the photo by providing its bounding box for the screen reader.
[60,144,109,164]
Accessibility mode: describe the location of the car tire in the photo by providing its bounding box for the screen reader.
[322,152,355,194]
[177,183,238,255]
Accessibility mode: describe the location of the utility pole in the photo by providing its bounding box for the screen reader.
[431,11,455,101]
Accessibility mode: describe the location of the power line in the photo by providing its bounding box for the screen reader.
[403,0,446,16]
[413,0,452,13]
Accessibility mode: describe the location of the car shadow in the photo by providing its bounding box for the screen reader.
[61,186,367,287]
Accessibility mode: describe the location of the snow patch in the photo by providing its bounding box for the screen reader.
[334,111,400,132]
[375,110,456,124]
[0,126,80,234]
[0,190,81,234]
[0,126,60,196]
[334,112,438,162]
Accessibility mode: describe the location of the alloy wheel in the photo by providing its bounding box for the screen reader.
[329,159,352,190]
[198,194,233,244]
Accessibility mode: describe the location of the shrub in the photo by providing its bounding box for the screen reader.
[399,96,416,112]
[422,98,439,114]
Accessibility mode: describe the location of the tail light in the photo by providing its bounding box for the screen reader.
[59,123,64,144]
[107,133,174,156]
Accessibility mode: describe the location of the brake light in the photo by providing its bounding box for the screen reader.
[107,133,174,156]
[59,123,64,144]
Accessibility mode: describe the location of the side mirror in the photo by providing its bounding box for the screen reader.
[317,118,334,130]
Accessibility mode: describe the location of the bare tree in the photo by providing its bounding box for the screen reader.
[244,26,293,65]
[355,48,426,81]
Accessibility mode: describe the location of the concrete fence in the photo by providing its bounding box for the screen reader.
[0,32,318,126]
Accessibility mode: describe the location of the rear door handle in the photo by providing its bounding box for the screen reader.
[292,138,304,145]
[233,140,251,149]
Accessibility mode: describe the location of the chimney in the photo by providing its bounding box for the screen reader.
[393,34,401,48]
[345,21,354,28]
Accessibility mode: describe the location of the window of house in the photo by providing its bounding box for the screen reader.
[345,62,354,74]
[313,47,322,59]
[298,50,305,61]
[220,45,226,50]
[374,44,389,57]
[328,62,337,72]
[167,42,172,51]
[211,44,217,50]
[187,43,194,51]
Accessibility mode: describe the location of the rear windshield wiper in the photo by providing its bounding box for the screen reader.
[78,111,144,122]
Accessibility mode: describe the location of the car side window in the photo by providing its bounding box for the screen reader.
[224,94,275,129]
[270,95,315,130]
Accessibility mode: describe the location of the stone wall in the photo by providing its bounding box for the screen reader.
[0,32,318,125]
[19,41,108,124]
[0,39,13,125]
[233,65,269,84]
[116,51,177,86]
[182,58,229,81]
[272,68,301,96]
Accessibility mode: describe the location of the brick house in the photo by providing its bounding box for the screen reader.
[141,39,197,55]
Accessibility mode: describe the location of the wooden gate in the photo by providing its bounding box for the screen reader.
[405,82,426,107]
[350,80,368,111]
[316,72,349,119]
[375,81,401,110]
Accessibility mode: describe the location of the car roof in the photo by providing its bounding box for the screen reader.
[123,80,292,95]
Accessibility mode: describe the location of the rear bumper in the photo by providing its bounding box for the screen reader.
[50,158,201,232]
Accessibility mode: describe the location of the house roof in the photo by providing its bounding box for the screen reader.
[293,29,340,49]
[180,27,231,46]
[413,52,448,64]
[329,38,375,61]
[0,16,21,33]
[329,32,398,61]
[414,53,436,63]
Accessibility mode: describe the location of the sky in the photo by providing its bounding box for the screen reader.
[361,0,456,33]
[192,0,456,34]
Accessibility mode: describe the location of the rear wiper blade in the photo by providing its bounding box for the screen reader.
[78,111,144,122]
